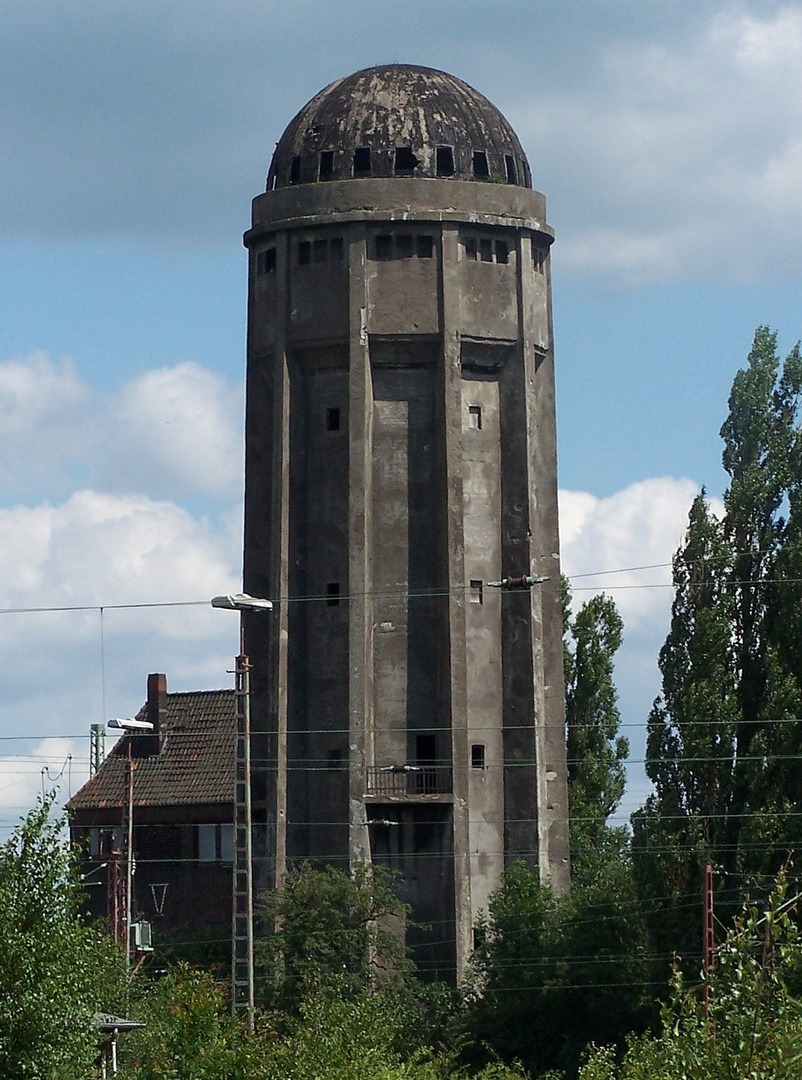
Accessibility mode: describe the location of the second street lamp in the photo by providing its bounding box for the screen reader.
[210,592,273,1034]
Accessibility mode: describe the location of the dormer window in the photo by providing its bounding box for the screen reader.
[472,150,489,179]
[353,147,371,177]
[436,146,455,176]
[394,147,418,175]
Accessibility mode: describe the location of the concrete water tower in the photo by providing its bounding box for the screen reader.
[242,64,569,981]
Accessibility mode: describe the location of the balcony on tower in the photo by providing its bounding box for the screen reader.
[365,762,453,799]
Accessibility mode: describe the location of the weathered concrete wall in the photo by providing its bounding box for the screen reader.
[243,171,568,983]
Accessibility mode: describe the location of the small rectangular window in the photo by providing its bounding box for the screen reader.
[469,579,483,604]
[353,147,371,177]
[394,147,418,175]
[330,237,344,261]
[289,155,301,184]
[396,234,413,259]
[436,146,455,176]
[465,236,478,260]
[495,240,509,265]
[479,238,493,263]
[375,234,393,260]
[313,238,327,263]
[326,582,341,607]
[416,234,434,259]
[319,150,334,181]
[472,150,489,179]
[533,247,546,272]
[468,405,482,430]
[471,744,486,770]
[505,154,518,185]
[198,824,216,862]
[256,248,276,275]
[326,406,340,432]
[298,240,311,265]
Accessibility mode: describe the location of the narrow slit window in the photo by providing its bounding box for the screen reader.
[375,234,393,260]
[533,247,546,272]
[469,579,484,604]
[479,238,493,263]
[289,155,301,185]
[319,150,334,181]
[472,150,489,179]
[468,405,482,430]
[495,240,509,264]
[326,406,340,432]
[471,744,486,769]
[394,147,418,175]
[416,234,434,259]
[465,236,478,260]
[298,240,311,265]
[436,146,455,176]
[353,147,371,177]
[505,154,518,185]
[256,248,276,275]
[330,237,344,261]
[313,238,327,263]
[395,234,413,259]
[326,582,341,607]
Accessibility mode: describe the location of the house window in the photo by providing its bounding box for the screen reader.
[416,235,434,259]
[395,234,413,259]
[465,236,478,260]
[471,744,486,770]
[375,234,393,260]
[289,155,301,185]
[468,405,482,430]
[326,406,341,432]
[505,154,518,185]
[330,237,344,261]
[256,248,276,275]
[197,824,234,862]
[472,150,489,179]
[436,146,455,176]
[326,582,341,607]
[469,579,483,604]
[313,238,327,263]
[394,146,418,175]
[353,147,371,177]
[495,240,509,264]
[298,240,311,265]
[480,238,493,263]
[319,150,334,181]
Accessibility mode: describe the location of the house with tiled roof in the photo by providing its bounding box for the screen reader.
[67,673,236,953]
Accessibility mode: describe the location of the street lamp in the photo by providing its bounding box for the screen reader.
[107,717,154,968]
[211,591,273,1033]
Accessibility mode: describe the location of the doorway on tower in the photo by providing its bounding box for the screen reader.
[368,804,456,981]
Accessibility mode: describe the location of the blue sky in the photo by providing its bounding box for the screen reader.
[1,0,801,825]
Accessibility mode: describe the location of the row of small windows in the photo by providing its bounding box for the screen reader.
[277,146,524,187]
[374,232,434,261]
[257,235,545,273]
[464,235,510,264]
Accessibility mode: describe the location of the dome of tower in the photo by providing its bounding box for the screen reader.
[267,64,532,191]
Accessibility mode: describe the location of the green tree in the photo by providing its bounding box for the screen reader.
[564,585,628,872]
[578,874,802,1080]
[467,861,650,1078]
[256,863,414,1013]
[634,327,802,961]
[0,794,120,1079]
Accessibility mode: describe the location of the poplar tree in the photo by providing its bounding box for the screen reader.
[634,327,802,960]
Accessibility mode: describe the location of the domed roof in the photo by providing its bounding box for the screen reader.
[267,64,532,191]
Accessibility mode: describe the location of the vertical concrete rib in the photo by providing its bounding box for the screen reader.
[440,223,473,980]
[347,223,373,865]
[519,232,570,893]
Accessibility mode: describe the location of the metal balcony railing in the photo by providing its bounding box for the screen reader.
[365,764,452,797]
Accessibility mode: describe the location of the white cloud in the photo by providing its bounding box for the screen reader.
[0,353,243,503]
[97,362,243,500]
[519,6,802,283]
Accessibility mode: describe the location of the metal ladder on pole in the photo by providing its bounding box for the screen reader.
[231,654,255,1031]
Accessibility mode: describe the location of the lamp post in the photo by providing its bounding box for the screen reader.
[107,717,154,968]
[210,592,273,1034]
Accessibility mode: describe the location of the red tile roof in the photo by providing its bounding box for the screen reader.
[67,689,235,811]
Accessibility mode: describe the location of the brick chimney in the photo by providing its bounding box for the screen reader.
[146,673,168,740]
